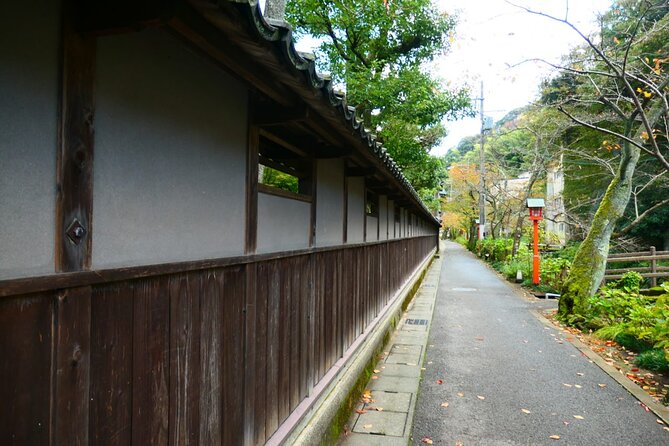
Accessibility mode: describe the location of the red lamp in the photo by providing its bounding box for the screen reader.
[526,198,545,285]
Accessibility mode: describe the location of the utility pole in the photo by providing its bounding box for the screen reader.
[478,81,486,240]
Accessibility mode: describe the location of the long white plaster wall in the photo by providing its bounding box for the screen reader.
[378,196,388,240]
[366,216,378,242]
[93,29,247,268]
[257,193,310,253]
[0,1,60,279]
[315,159,344,246]
[346,177,365,243]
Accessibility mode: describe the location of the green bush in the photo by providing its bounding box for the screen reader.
[476,238,513,263]
[583,279,669,364]
[635,349,669,373]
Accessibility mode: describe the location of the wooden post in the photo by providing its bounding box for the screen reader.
[532,219,540,285]
[650,246,657,287]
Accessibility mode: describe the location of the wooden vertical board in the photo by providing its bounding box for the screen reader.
[89,283,133,446]
[298,255,310,399]
[323,254,333,370]
[199,271,222,446]
[277,259,291,423]
[335,250,343,360]
[245,125,259,254]
[168,273,201,446]
[265,261,280,436]
[56,10,96,272]
[306,255,316,394]
[289,258,301,410]
[132,277,170,446]
[0,294,52,444]
[243,263,257,446]
[221,266,245,445]
[317,253,326,381]
[254,263,269,444]
[53,286,91,446]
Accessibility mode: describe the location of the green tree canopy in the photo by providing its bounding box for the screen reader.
[286,0,472,191]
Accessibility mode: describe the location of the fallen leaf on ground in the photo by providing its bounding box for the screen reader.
[371,375,379,380]
[576,373,584,376]
[373,407,384,411]
[549,435,561,440]
[598,384,607,388]
[663,427,669,432]
[363,424,373,429]
[563,383,573,387]
[563,421,570,426]
[456,442,464,446]
[457,392,464,397]
[657,419,665,425]
[521,409,531,414]
[421,437,433,444]
[477,395,485,400]
[436,379,444,384]
[574,385,582,389]
[441,402,450,408]
[355,409,367,414]
[475,336,485,341]
[373,369,380,373]
[573,415,584,420]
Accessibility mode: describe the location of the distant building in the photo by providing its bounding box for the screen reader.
[545,155,568,245]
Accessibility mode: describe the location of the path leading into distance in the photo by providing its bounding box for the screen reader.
[411,241,668,445]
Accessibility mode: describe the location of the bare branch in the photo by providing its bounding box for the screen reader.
[556,106,655,155]
[613,197,669,237]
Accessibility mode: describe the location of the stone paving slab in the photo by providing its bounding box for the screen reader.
[377,363,422,378]
[341,255,442,445]
[352,411,407,436]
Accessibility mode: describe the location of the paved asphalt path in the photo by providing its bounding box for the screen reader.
[412,241,668,445]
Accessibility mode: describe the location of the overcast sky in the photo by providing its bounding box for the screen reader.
[432,0,612,154]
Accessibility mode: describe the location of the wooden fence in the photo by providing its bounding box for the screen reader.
[604,246,669,287]
[0,235,436,445]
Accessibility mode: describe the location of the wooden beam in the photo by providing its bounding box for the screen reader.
[74,0,169,35]
[258,129,309,158]
[252,104,310,127]
[345,167,375,177]
[246,125,259,254]
[56,7,96,272]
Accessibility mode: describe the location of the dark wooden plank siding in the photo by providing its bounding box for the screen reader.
[132,277,170,446]
[253,262,269,445]
[89,282,133,446]
[0,236,435,445]
[168,273,201,446]
[0,294,53,445]
[221,266,245,445]
[199,271,223,446]
[53,286,91,446]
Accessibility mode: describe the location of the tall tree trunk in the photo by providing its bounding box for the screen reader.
[264,0,286,21]
[558,144,640,319]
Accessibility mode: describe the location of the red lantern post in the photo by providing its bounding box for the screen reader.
[527,199,545,285]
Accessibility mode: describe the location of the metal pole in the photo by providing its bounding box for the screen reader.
[479,81,486,239]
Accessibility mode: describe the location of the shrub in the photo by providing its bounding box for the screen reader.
[635,349,669,373]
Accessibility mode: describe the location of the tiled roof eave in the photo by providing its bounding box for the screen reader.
[194,0,439,225]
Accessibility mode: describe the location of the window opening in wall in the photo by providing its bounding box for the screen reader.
[257,131,312,201]
[365,190,379,217]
